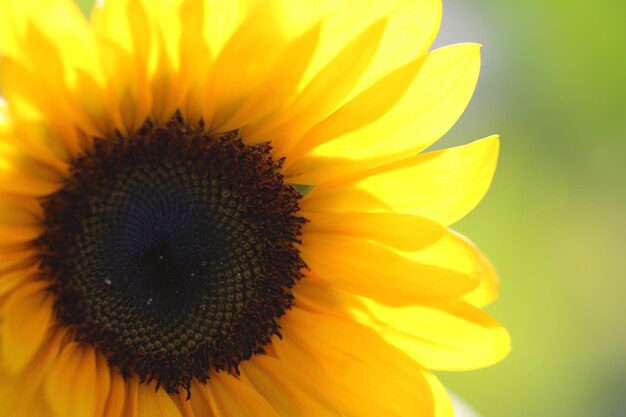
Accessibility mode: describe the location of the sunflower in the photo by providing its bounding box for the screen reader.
[0,0,510,416]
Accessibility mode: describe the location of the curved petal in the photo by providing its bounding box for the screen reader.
[304,136,499,226]
[0,265,37,297]
[274,306,435,417]
[395,230,483,280]
[172,391,199,417]
[187,382,217,417]
[275,0,441,95]
[0,225,42,246]
[136,381,183,417]
[361,135,499,225]
[245,18,387,154]
[240,356,342,416]
[300,186,390,213]
[0,128,66,196]
[202,0,257,57]
[295,273,509,371]
[0,0,108,138]
[360,298,511,371]
[284,55,424,165]
[94,353,112,417]
[217,23,322,133]
[316,44,481,159]
[0,193,43,225]
[455,232,501,308]
[0,0,100,77]
[423,371,455,417]
[92,0,157,132]
[205,373,281,417]
[103,371,127,417]
[1,57,82,159]
[124,376,139,417]
[177,0,212,122]
[44,343,99,417]
[0,281,52,373]
[0,328,66,417]
[287,44,484,185]
[303,211,445,251]
[300,233,478,304]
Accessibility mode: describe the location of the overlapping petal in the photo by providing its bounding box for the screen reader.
[360,298,511,371]
[240,357,342,416]
[286,43,482,177]
[44,343,99,417]
[274,306,435,417]
[0,281,52,373]
[302,135,499,226]
[294,278,509,372]
[300,233,478,305]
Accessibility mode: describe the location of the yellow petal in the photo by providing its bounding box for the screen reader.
[0,383,55,417]
[95,38,143,133]
[202,0,255,57]
[356,0,442,89]
[274,306,434,417]
[0,193,43,225]
[103,371,127,417]
[125,377,140,417]
[0,265,37,297]
[45,345,99,417]
[246,18,387,155]
[201,4,291,129]
[423,370,455,417]
[240,356,342,416]
[459,234,501,307]
[303,211,445,251]
[0,165,61,196]
[284,55,425,165]
[0,0,107,138]
[0,225,42,247]
[294,273,508,370]
[396,230,483,280]
[149,30,182,125]
[300,186,390,213]
[309,136,499,226]
[136,381,182,417]
[44,342,82,417]
[177,0,212,122]
[72,345,99,417]
[0,248,36,266]
[0,190,46,245]
[218,23,322,134]
[0,130,65,196]
[188,382,217,417]
[172,391,199,417]
[1,57,78,159]
[361,298,511,371]
[276,0,440,95]
[92,0,152,132]
[0,329,66,417]
[300,234,477,304]
[131,0,191,124]
[313,43,482,161]
[206,373,281,417]
[94,353,112,417]
[0,281,52,373]
[0,0,102,83]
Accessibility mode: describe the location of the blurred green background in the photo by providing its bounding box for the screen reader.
[72,0,626,416]
[432,1,626,416]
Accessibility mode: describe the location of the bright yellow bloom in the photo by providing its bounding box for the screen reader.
[0,0,510,416]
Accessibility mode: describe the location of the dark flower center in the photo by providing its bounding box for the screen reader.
[37,114,306,395]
